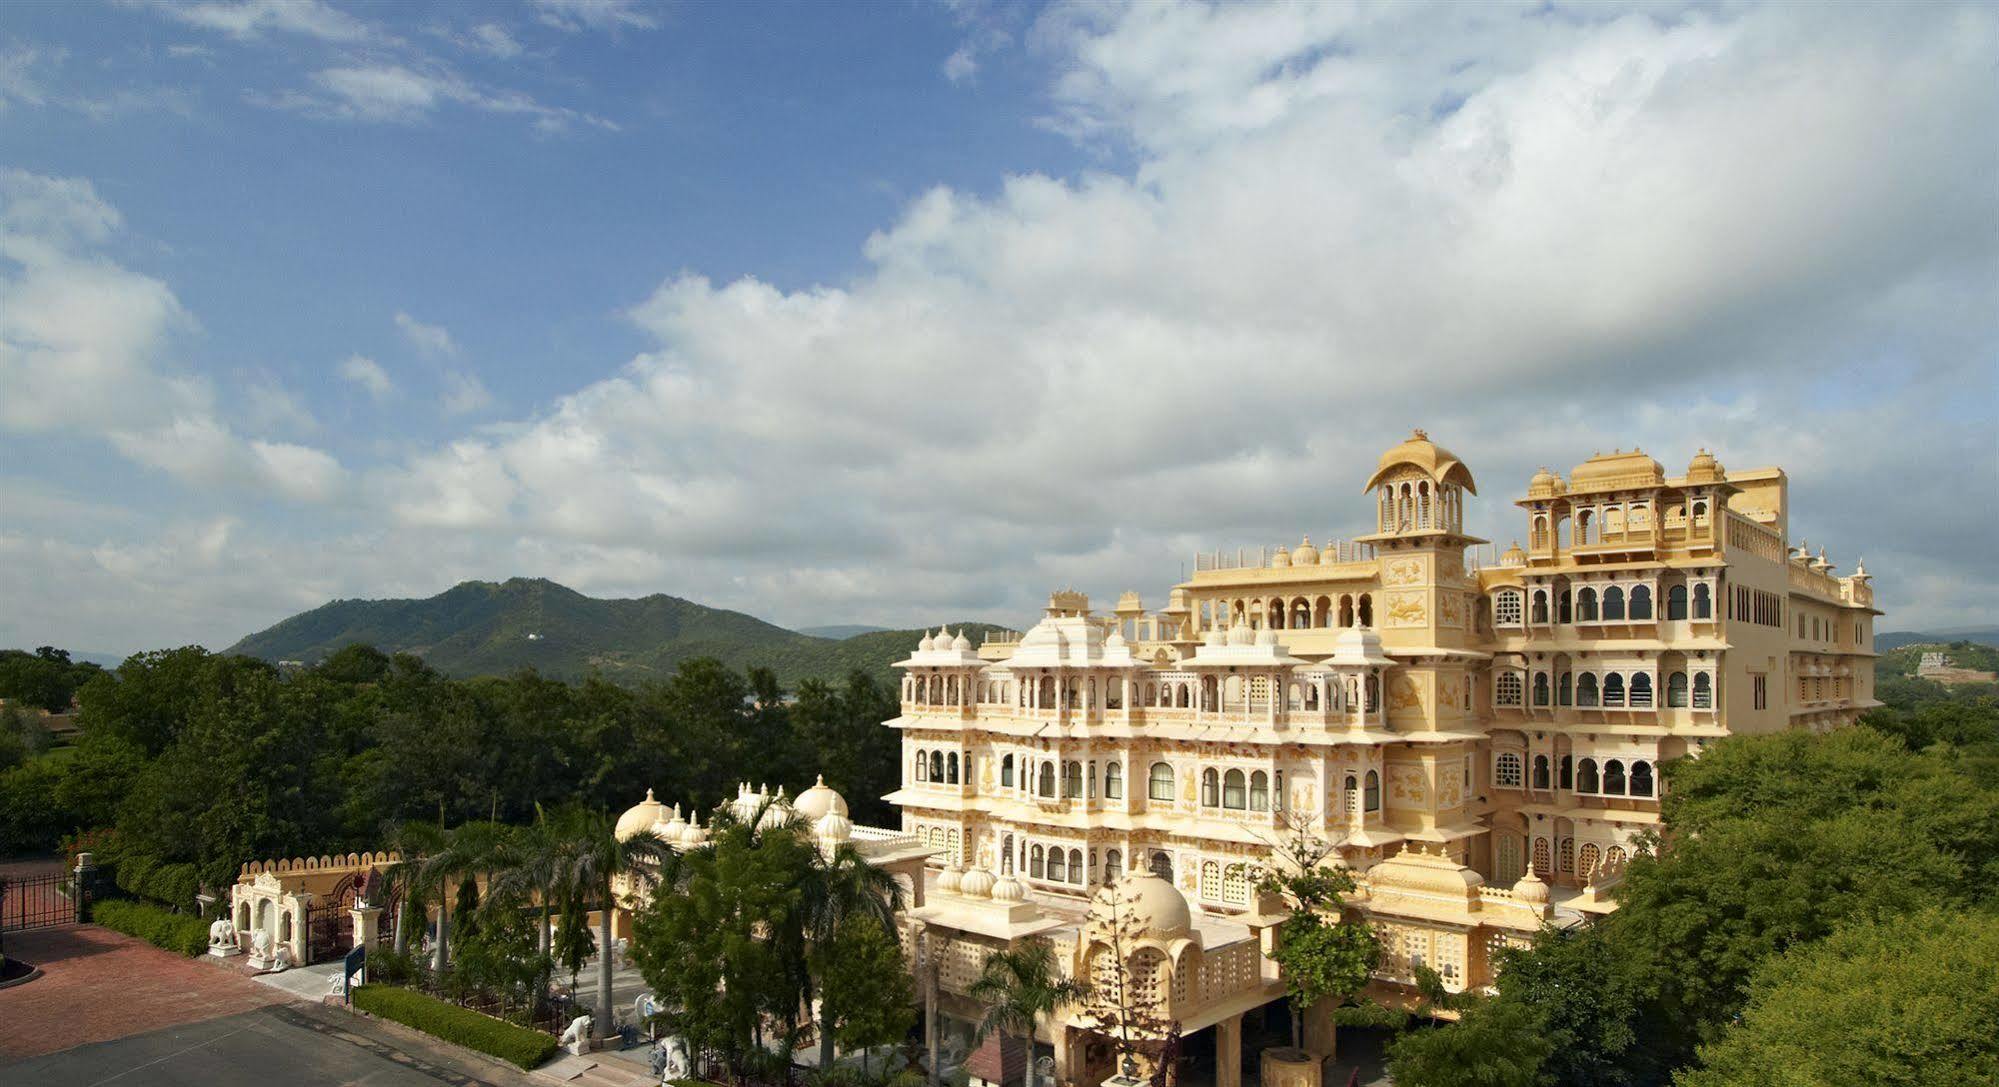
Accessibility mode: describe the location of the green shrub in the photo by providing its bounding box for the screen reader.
[111,852,201,912]
[94,898,209,956]
[351,985,558,1070]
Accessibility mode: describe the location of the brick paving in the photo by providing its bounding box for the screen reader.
[0,924,295,1060]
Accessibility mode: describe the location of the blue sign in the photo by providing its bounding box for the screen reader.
[340,944,367,1003]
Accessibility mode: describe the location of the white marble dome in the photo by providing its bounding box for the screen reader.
[1089,873,1193,940]
[958,867,996,898]
[793,775,849,822]
[616,789,667,841]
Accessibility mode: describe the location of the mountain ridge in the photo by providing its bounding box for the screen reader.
[227,577,1005,687]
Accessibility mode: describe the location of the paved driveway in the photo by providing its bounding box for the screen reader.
[0,925,289,1060]
[2,1002,544,1087]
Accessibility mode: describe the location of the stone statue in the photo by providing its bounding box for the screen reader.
[248,927,276,970]
[661,1035,690,1080]
[560,1014,593,1056]
[208,915,241,956]
[271,942,294,972]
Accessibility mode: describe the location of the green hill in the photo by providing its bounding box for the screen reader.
[226,578,1006,688]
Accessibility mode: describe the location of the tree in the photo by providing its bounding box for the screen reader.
[1677,909,1999,1087]
[1076,880,1177,1077]
[818,915,918,1077]
[1386,999,1551,1087]
[556,809,675,1039]
[1252,814,1381,1048]
[968,940,1083,1087]
[804,837,907,1069]
[1487,924,1653,1087]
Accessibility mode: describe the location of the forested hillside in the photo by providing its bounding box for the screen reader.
[226,577,1005,687]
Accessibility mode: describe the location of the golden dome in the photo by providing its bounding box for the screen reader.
[1527,466,1563,498]
[1569,449,1664,490]
[1292,536,1319,565]
[1088,873,1193,941]
[1270,546,1292,568]
[1363,429,1477,495]
[615,789,667,841]
[1686,449,1725,484]
[1501,540,1526,565]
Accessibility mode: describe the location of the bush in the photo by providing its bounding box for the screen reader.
[351,984,558,1070]
[94,898,209,956]
[112,852,201,912]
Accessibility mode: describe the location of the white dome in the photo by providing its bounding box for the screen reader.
[616,789,667,841]
[1089,873,1193,940]
[918,630,936,651]
[815,810,853,843]
[958,867,996,898]
[661,804,687,839]
[678,819,707,847]
[936,865,965,895]
[1511,869,1550,906]
[793,775,850,822]
[756,788,793,831]
[1292,537,1319,565]
[1270,547,1291,568]
[991,875,1026,902]
[1228,625,1253,646]
[952,629,972,651]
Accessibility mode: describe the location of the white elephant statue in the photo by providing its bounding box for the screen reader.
[560,1014,593,1055]
[207,915,241,956]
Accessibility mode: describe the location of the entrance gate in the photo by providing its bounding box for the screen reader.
[1,871,77,932]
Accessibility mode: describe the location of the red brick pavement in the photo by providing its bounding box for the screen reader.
[0,925,295,1060]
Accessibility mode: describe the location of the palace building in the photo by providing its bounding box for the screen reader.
[877,431,1881,1085]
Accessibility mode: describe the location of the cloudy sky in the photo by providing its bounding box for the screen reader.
[1,0,1994,656]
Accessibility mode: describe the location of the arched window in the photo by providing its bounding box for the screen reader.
[1064,761,1082,798]
[1532,754,1551,790]
[1496,672,1523,707]
[1531,590,1549,624]
[1579,843,1601,880]
[1667,672,1688,707]
[1631,761,1654,797]
[1364,770,1381,812]
[1104,849,1123,882]
[1358,594,1374,627]
[1495,753,1524,788]
[1494,590,1523,626]
[1693,672,1713,709]
[1001,833,1014,874]
[1048,849,1067,882]
[1559,837,1574,873]
[1603,759,1626,795]
[1532,837,1552,877]
[1631,673,1653,708]
[1201,769,1219,807]
[1667,584,1688,620]
[1495,835,1523,886]
[1070,849,1083,884]
[1038,761,1055,798]
[1249,771,1270,812]
[1603,586,1626,621]
[1150,852,1174,880]
[1603,673,1625,707]
[1344,774,1360,815]
[1578,758,1600,793]
[1559,754,1573,790]
[1148,762,1175,802]
[1533,673,1551,707]
[1577,673,1600,707]
[930,751,945,781]
[947,753,959,783]
[915,750,928,782]
[1630,585,1653,620]
[1559,672,1572,706]
[1223,769,1246,810]
[1001,753,1015,788]
[1558,589,1573,624]
[1692,583,1712,619]
[1030,845,1045,879]
[1578,587,1599,621]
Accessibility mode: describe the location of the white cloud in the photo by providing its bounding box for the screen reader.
[148,0,373,43]
[338,353,394,399]
[441,371,493,416]
[942,46,979,85]
[0,43,51,110]
[531,0,661,33]
[393,310,458,357]
[0,168,346,506]
[463,23,524,60]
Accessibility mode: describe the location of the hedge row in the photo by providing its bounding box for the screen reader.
[94,898,209,957]
[113,853,201,913]
[351,985,558,1070]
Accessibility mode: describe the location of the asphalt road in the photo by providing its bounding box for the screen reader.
[1,1002,545,1087]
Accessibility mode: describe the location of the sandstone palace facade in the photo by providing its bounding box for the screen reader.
[880,431,1880,1084]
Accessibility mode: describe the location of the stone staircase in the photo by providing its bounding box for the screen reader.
[537,1052,658,1087]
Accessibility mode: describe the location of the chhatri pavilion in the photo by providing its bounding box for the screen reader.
[621,431,1882,1087]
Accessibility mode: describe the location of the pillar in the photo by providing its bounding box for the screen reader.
[1216,1012,1244,1087]
[351,904,382,951]
[283,892,312,966]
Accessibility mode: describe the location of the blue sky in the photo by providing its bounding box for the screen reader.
[2,1,1995,655]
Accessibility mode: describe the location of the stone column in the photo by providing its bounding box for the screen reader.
[351,904,382,951]
[283,892,313,966]
[1216,1012,1244,1087]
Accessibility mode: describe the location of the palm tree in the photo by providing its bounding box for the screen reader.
[555,809,675,1039]
[415,821,508,974]
[969,940,1084,1087]
[486,812,567,958]
[804,839,907,1070]
[381,820,447,958]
